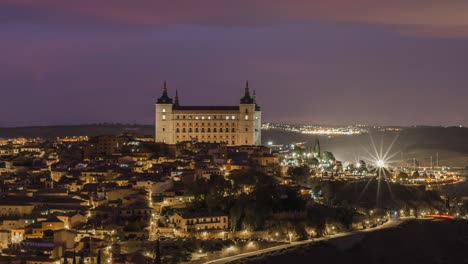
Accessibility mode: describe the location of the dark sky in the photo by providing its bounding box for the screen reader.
[1,0,468,127]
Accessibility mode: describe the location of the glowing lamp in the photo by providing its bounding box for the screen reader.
[376,160,385,168]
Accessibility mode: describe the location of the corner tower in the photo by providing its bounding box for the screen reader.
[155,81,174,143]
[238,81,262,145]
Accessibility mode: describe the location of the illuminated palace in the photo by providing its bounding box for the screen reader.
[155,81,261,145]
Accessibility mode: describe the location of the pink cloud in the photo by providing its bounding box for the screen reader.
[2,0,468,38]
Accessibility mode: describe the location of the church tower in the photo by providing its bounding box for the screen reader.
[313,138,321,158]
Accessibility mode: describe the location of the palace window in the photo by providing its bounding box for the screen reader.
[245,128,248,132]
[225,116,229,120]
[231,128,235,132]
[231,116,235,120]
[162,108,166,113]
[162,115,166,120]
[225,128,229,132]
[245,115,249,120]
[213,128,217,132]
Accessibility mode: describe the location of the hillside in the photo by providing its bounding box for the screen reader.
[315,179,445,210]
[0,124,154,139]
[235,219,468,264]
[263,127,468,167]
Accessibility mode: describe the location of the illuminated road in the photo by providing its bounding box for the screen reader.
[204,218,407,264]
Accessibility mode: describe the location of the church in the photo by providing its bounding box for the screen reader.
[155,81,262,145]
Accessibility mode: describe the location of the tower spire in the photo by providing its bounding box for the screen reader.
[245,80,250,95]
[157,80,173,104]
[240,80,254,104]
[174,89,180,106]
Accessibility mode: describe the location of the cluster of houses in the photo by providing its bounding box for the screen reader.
[0,134,281,263]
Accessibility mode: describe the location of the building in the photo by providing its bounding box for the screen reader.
[170,212,228,232]
[155,81,261,146]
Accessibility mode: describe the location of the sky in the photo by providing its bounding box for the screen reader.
[1,0,468,127]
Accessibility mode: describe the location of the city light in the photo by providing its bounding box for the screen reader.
[376,160,385,168]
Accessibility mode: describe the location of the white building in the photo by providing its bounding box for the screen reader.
[155,81,261,145]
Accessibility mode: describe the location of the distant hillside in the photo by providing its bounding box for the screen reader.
[0,124,154,139]
[316,179,444,210]
[263,127,468,167]
[1,124,468,167]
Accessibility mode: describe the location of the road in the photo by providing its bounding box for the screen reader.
[204,218,407,264]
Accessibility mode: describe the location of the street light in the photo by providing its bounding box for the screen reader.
[376,160,385,168]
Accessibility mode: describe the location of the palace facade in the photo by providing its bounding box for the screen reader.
[155,81,261,145]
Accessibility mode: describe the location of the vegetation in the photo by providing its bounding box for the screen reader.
[185,170,306,231]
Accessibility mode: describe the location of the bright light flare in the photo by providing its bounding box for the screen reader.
[376,160,385,168]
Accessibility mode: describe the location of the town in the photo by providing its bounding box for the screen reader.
[0,85,466,264]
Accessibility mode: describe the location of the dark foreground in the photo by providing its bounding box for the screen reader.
[233,219,468,264]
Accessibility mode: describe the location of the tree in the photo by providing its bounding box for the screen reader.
[307,157,319,167]
[153,238,161,264]
[336,206,355,230]
[205,175,232,211]
[72,251,76,264]
[313,185,323,198]
[398,171,409,180]
[321,151,335,163]
[288,165,310,186]
[265,163,282,176]
[79,251,84,264]
[97,250,101,264]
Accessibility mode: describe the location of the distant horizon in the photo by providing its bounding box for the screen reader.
[1,122,466,129]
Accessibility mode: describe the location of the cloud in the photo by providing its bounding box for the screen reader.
[2,0,468,38]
